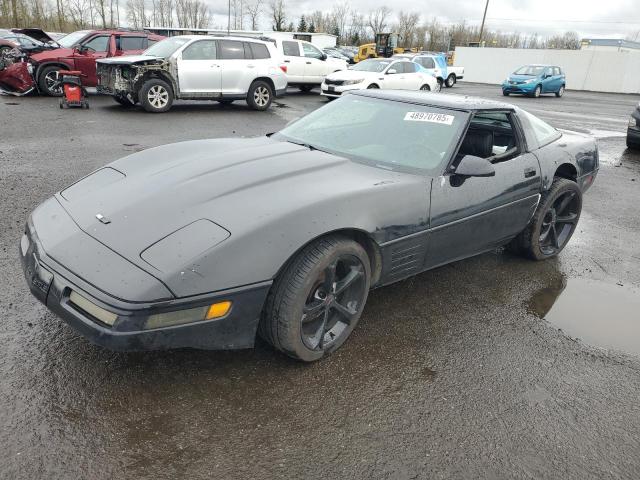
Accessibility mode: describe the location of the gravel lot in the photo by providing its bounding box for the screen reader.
[1,83,639,480]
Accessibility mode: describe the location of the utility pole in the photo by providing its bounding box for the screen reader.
[478,0,489,46]
[227,0,231,34]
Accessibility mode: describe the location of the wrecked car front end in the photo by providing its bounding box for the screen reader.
[97,56,174,104]
[0,48,36,95]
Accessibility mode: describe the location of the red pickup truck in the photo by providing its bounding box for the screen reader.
[29,29,165,95]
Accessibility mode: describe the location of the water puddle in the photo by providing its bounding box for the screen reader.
[527,277,640,356]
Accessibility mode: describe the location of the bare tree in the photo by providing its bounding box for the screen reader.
[270,0,285,31]
[331,1,349,44]
[395,10,420,48]
[245,0,261,30]
[367,6,391,36]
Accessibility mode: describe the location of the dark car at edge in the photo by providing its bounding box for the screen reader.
[627,102,640,150]
[21,91,599,362]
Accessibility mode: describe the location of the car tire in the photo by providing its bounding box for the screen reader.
[259,235,371,362]
[555,85,565,97]
[367,84,379,89]
[38,65,63,97]
[445,74,456,88]
[139,78,173,113]
[502,90,510,96]
[508,177,582,260]
[246,80,273,111]
[299,85,314,92]
[532,85,542,98]
[420,84,431,91]
[113,94,134,107]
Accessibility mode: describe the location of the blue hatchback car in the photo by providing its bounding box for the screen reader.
[502,64,566,98]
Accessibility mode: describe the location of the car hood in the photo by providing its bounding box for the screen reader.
[508,74,539,82]
[11,28,58,45]
[54,136,411,284]
[326,69,378,80]
[30,47,74,61]
[97,55,164,66]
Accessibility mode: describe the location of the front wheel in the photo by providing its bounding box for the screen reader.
[38,65,63,96]
[532,85,542,98]
[555,85,565,97]
[445,74,456,88]
[509,178,582,260]
[420,84,431,91]
[139,78,173,113]
[259,235,371,362]
[502,90,510,96]
[247,80,273,110]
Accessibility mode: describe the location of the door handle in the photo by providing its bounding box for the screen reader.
[284,60,290,63]
[306,61,312,64]
[210,64,219,68]
[524,167,537,178]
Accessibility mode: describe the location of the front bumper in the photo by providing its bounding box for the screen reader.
[20,219,271,351]
[502,81,537,94]
[320,82,362,97]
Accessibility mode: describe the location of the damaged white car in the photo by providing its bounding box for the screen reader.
[96,35,288,112]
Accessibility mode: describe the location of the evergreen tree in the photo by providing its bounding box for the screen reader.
[308,22,316,33]
[298,15,307,32]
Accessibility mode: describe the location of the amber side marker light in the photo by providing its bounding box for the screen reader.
[206,301,232,320]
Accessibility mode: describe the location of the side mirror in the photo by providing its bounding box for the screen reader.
[454,155,495,177]
[387,68,397,75]
[321,53,327,61]
[76,45,88,53]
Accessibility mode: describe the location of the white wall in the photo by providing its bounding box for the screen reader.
[454,47,640,94]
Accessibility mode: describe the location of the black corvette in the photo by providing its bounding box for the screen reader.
[21,91,599,361]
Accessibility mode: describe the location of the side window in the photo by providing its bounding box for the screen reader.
[554,67,561,76]
[219,40,245,59]
[182,40,217,60]
[387,62,401,73]
[82,35,110,52]
[282,40,300,56]
[120,36,146,51]
[458,112,520,162]
[420,57,435,69]
[302,42,323,59]
[404,62,417,73]
[519,109,559,147]
[249,42,270,59]
[544,67,553,77]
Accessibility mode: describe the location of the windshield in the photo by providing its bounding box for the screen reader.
[513,65,545,76]
[352,59,392,73]
[58,30,91,48]
[144,37,191,57]
[273,95,468,175]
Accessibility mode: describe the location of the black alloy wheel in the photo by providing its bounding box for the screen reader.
[300,255,367,351]
[538,190,579,256]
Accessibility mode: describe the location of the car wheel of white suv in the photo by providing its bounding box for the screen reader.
[247,80,273,111]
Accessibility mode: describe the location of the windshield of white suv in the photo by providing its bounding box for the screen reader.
[514,65,545,76]
[144,37,190,57]
[58,30,91,48]
[274,95,468,175]
[352,59,392,73]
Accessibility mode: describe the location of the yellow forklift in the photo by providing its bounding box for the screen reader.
[354,33,417,62]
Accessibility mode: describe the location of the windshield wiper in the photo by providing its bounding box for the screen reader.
[286,139,318,151]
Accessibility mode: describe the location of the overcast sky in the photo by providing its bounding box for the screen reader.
[207,0,640,40]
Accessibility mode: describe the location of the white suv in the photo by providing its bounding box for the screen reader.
[273,39,347,92]
[96,36,288,112]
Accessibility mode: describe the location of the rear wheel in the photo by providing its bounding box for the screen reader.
[436,78,443,92]
[627,137,640,150]
[139,78,173,113]
[259,235,371,362]
[502,90,510,96]
[555,85,565,97]
[509,178,582,260]
[247,80,273,110]
[420,84,431,91]
[367,84,379,89]
[38,65,63,96]
[445,74,456,88]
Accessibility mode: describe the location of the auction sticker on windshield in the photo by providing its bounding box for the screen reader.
[404,112,455,125]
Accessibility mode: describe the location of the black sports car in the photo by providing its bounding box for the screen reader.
[21,91,599,362]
